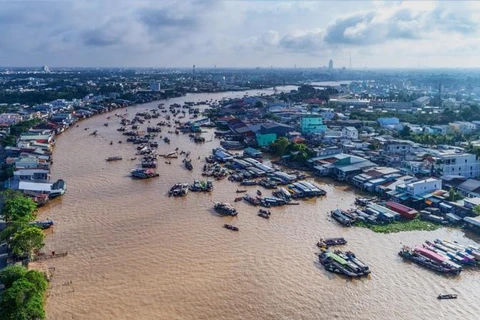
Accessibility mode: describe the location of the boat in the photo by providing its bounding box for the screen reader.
[257,209,271,219]
[106,156,123,161]
[330,209,354,227]
[214,202,238,216]
[49,179,67,198]
[236,189,247,193]
[234,197,243,202]
[131,168,159,179]
[30,219,54,229]
[317,237,347,248]
[257,190,262,196]
[437,294,458,299]
[223,224,239,231]
[164,137,170,144]
[243,194,260,206]
[168,183,189,197]
[318,249,370,277]
[184,159,193,171]
[398,246,461,276]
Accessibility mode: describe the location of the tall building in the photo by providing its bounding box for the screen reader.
[42,65,50,73]
[328,59,334,70]
[150,82,161,91]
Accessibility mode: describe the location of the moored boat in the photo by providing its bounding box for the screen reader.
[131,168,159,179]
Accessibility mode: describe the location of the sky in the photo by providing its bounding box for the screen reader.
[1,0,479,68]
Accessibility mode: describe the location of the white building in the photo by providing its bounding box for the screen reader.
[430,150,480,178]
[0,113,22,125]
[342,126,358,140]
[405,178,441,196]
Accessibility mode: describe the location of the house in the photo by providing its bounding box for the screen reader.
[300,115,326,134]
[377,117,400,128]
[405,178,441,197]
[13,169,50,182]
[456,179,480,198]
[342,127,358,140]
[429,149,480,178]
[309,153,376,181]
[449,121,477,134]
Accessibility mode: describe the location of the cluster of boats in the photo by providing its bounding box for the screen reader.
[330,209,356,227]
[168,183,189,197]
[318,249,371,277]
[214,202,238,216]
[399,239,479,276]
[202,163,228,179]
[189,180,213,192]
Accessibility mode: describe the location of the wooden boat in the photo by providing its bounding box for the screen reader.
[257,190,262,196]
[223,224,239,231]
[106,156,123,161]
[236,189,247,193]
[437,294,457,300]
[234,197,243,202]
[317,237,348,248]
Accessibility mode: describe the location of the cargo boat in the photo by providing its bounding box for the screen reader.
[330,209,354,227]
[318,249,370,277]
[398,247,461,276]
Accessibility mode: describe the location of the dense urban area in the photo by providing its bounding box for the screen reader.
[2,65,480,317]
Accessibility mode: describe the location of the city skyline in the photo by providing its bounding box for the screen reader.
[1,0,479,68]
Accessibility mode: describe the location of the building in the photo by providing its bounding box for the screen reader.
[300,115,326,134]
[456,179,480,198]
[309,153,376,181]
[328,59,334,70]
[377,117,400,127]
[150,82,162,91]
[449,121,477,134]
[0,113,22,125]
[405,178,441,197]
[256,133,277,147]
[342,127,358,140]
[430,150,480,178]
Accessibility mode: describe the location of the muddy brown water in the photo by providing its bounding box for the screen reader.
[40,88,479,320]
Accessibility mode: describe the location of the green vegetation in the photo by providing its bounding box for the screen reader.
[0,191,47,319]
[0,266,48,320]
[0,190,45,257]
[268,137,314,164]
[473,205,480,217]
[1,190,37,224]
[355,218,442,234]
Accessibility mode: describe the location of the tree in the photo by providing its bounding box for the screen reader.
[269,137,289,156]
[1,191,37,223]
[254,101,264,109]
[0,265,27,288]
[448,187,460,201]
[473,205,480,216]
[9,226,44,258]
[0,268,47,320]
[400,125,412,138]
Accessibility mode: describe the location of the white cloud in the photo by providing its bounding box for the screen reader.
[0,0,479,68]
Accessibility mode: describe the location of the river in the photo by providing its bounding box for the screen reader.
[40,87,479,320]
